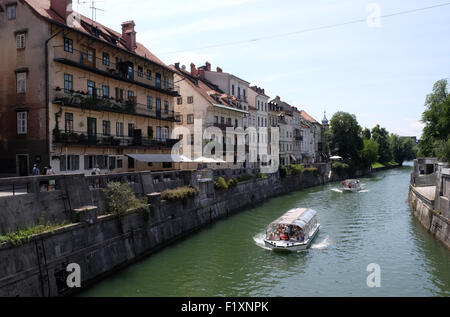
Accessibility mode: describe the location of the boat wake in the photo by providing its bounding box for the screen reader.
[253,233,272,250]
[311,235,331,250]
[330,188,343,193]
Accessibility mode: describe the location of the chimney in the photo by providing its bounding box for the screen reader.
[216,67,223,73]
[198,69,205,80]
[182,65,186,71]
[174,62,180,70]
[51,0,72,21]
[205,62,211,71]
[190,63,198,77]
[121,21,137,52]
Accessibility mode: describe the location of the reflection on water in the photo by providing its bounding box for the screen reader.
[80,165,450,297]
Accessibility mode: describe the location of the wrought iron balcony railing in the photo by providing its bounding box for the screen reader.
[53,130,179,149]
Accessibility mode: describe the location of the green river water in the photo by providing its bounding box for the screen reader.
[80,164,450,297]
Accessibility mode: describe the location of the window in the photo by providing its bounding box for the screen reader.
[109,157,116,170]
[127,65,134,80]
[128,90,134,100]
[64,74,73,93]
[155,73,161,88]
[161,126,169,141]
[163,162,173,169]
[148,126,153,139]
[128,123,135,137]
[156,126,161,140]
[177,97,183,105]
[116,122,124,137]
[102,53,110,66]
[147,96,153,109]
[17,111,27,134]
[117,159,123,169]
[128,156,135,169]
[103,120,111,136]
[64,38,73,53]
[87,80,95,97]
[232,85,235,96]
[65,113,74,133]
[16,72,26,93]
[67,155,80,171]
[187,96,194,104]
[214,116,218,124]
[87,49,94,62]
[16,33,25,49]
[7,5,16,20]
[138,67,143,77]
[115,88,124,101]
[164,100,169,114]
[238,87,241,99]
[146,70,152,80]
[187,114,194,124]
[102,85,110,98]
[156,98,161,116]
[220,117,225,124]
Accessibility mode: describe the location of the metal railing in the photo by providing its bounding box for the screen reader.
[53,46,180,96]
[53,130,179,149]
[53,91,178,122]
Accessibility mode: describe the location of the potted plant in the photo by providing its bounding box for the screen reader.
[55,86,61,91]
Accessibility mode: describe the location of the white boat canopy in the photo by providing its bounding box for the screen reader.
[270,208,317,229]
[125,154,192,163]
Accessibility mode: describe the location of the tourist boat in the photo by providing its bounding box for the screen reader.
[264,208,320,252]
[339,179,362,192]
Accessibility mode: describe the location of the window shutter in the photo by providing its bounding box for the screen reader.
[60,156,67,171]
[74,155,80,170]
[84,155,89,170]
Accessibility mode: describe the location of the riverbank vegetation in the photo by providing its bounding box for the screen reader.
[103,182,148,215]
[327,112,417,172]
[417,79,450,162]
[0,221,69,246]
[161,186,199,202]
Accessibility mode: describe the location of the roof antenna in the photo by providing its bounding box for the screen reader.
[77,0,106,24]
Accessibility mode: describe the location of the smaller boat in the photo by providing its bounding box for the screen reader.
[340,179,362,192]
[264,208,320,252]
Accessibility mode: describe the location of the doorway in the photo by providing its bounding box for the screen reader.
[16,154,29,176]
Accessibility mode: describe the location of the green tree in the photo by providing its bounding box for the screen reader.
[362,128,371,140]
[360,138,379,168]
[436,139,450,163]
[389,134,417,166]
[418,79,450,157]
[371,125,392,163]
[326,112,363,162]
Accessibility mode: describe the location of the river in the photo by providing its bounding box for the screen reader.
[80,164,450,297]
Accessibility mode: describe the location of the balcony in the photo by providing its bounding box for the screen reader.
[207,122,235,131]
[53,130,179,149]
[53,46,180,97]
[53,90,179,122]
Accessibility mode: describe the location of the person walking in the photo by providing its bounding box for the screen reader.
[32,164,40,176]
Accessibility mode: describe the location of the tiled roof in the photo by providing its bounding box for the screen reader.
[170,66,246,112]
[24,0,169,70]
[300,110,319,124]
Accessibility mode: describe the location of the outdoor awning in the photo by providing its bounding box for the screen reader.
[290,155,297,162]
[212,103,249,114]
[125,154,192,163]
[330,156,343,160]
[194,157,225,163]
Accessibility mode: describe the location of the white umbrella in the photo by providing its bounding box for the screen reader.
[330,156,343,160]
[194,157,219,163]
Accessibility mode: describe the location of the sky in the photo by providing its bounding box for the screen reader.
[76,0,450,138]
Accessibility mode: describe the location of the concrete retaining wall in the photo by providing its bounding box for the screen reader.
[409,186,450,249]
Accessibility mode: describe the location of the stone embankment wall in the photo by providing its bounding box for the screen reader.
[0,168,328,297]
[408,159,450,250]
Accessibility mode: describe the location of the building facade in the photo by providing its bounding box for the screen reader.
[0,0,179,176]
[172,63,247,169]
